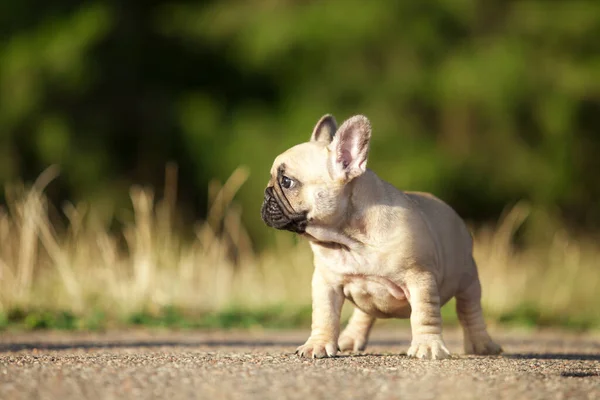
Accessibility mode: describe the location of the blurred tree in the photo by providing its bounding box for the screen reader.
[1,0,599,246]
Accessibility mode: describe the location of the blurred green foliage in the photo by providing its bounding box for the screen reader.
[2,303,598,332]
[1,0,600,246]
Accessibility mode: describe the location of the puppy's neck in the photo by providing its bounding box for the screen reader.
[303,227,357,250]
[304,170,387,250]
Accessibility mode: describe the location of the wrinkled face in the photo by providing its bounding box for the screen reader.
[261,114,372,234]
[261,142,344,233]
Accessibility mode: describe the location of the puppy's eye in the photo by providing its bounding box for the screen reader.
[281,175,294,189]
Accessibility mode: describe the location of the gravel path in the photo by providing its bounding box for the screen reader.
[1,328,599,400]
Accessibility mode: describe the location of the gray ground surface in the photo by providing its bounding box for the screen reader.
[0,328,599,400]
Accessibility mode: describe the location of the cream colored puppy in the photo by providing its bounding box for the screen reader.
[260,114,502,359]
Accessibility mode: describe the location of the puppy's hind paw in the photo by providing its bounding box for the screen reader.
[338,331,368,353]
[407,337,451,360]
[465,336,503,355]
[296,338,338,359]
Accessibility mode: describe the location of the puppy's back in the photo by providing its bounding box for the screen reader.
[404,191,474,268]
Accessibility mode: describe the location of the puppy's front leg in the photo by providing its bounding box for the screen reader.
[406,271,451,360]
[296,268,344,358]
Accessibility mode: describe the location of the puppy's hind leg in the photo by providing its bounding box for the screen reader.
[456,265,502,355]
[338,307,376,352]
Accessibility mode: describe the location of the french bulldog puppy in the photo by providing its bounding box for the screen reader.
[261,114,502,359]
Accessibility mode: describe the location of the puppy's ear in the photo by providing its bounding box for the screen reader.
[329,115,372,181]
[310,114,338,144]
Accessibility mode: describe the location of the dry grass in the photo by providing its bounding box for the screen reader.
[0,165,313,319]
[0,166,599,327]
[473,202,600,323]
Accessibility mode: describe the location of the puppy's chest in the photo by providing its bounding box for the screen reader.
[312,245,410,318]
[312,245,375,276]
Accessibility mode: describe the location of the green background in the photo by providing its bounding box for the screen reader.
[2,0,600,246]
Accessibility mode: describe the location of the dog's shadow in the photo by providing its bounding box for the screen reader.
[0,338,412,354]
[2,339,600,363]
[0,339,302,353]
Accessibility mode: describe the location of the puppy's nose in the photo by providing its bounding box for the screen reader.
[264,186,274,197]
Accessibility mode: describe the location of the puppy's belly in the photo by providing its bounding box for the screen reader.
[342,275,411,319]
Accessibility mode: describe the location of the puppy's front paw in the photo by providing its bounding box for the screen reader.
[407,337,451,360]
[338,331,367,353]
[296,338,338,359]
[465,335,503,355]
